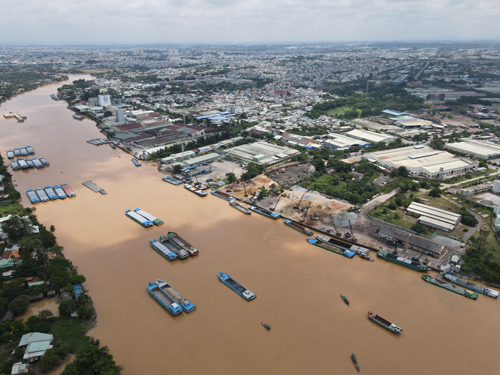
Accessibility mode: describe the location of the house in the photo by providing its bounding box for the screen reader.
[19,332,53,361]
[11,362,29,375]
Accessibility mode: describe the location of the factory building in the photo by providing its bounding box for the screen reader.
[345,129,395,144]
[445,139,500,160]
[378,225,446,257]
[406,202,461,232]
[381,110,410,118]
[224,141,299,166]
[363,145,478,179]
[324,134,371,150]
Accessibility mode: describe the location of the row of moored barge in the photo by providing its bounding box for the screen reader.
[26,183,75,203]
[7,146,35,159]
[10,157,49,170]
[125,208,162,228]
[150,233,199,261]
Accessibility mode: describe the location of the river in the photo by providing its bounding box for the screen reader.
[1,76,499,375]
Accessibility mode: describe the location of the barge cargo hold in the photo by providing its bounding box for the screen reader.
[184,184,207,197]
[26,189,40,204]
[284,219,313,236]
[44,186,58,201]
[307,236,356,258]
[248,205,280,220]
[13,149,21,157]
[131,158,142,167]
[61,183,76,198]
[150,239,177,261]
[159,235,189,259]
[7,150,14,159]
[20,148,28,156]
[156,279,196,313]
[10,161,20,170]
[25,159,35,168]
[26,146,34,155]
[35,187,49,202]
[53,185,67,199]
[443,273,498,299]
[229,198,251,215]
[162,176,182,185]
[167,232,198,256]
[134,208,163,226]
[377,251,430,272]
[422,275,478,300]
[31,158,44,169]
[218,272,256,301]
[39,157,49,166]
[368,311,402,334]
[125,209,153,228]
[210,189,232,201]
[147,282,183,316]
[17,159,29,170]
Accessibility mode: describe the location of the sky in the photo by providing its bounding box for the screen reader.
[1,0,499,44]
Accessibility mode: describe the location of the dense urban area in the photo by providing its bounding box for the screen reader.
[2,42,500,374]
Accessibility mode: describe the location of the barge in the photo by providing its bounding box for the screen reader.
[125,209,153,228]
[26,189,40,204]
[44,186,58,201]
[162,176,182,185]
[184,184,207,197]
[17,159,29,170]
[150,239,178,261]
[131,158,142,167]
[377,251,430,272]
[248,205,280,220]
[367,311,402,333]
[159,235,189,259]
[167,232,198,256]
[134,208,163,226]
[422,275,478,300]
[13,149,21,157]
[35,187,49,202]
[7,150,14,159]
[156,279,196,313]
[53,185,67,199]
[147,282,183,316]
[443,273,498,299]
[82,180,103,193]
[218,272,256,301]
[61,183,76,198]
[73,114,84,120]
[210,189,232,201]
[229,198,251,215]
[31,158,44,169]
[26,146,35,155]
[10,161,20,170]
[284,219,313,235]
[25,159,35,168]
[307,236,355,258]
[39,157,49,166]
[20,148,28,156]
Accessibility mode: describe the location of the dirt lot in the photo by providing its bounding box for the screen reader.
[267,163,315,188]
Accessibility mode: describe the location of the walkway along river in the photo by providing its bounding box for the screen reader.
[0,76,499,375]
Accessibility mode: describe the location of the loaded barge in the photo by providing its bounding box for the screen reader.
[162,176,182,185]
[150,239,178,261]
[147,282,183,315]
[31,158,43,169]
[167,232,198,256]
[218,272,256,301]
[184,184,207,197]
[307,235,355,258]
[377,251,430,272]
[26,189,40,204]
[159,235,189,259]
[35,187,49,202]
[229,198,251,215]
[125,209,153,228]
[44,186,58,201]
[368,311,402,334]
[134,208,163,226]
[156,279,196,313]
[211,189,232,201]
[443,273,498,299]
[248,205,280,220]
[53,185,67,199]
[61,183,76,198]
[284,219,313,236]
[422,275,478,300]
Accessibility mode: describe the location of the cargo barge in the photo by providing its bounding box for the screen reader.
[35,187,49,202]
[53,185,67,199]
[44,186,58,201]
[25,159,35,168]
[150,239,178,261]
[73,114,84,120]
[367,311,402,334]
[422,275,478,300]
[6,150,14,159]
[61,183,76,198]
[229,198,251,215]
[131,158,142,167]
[162,176,182,185]
[210,189,232,201]
[248,205,280,219]
[10,161,20,170]
[17,159,29,170]
[167,232,198,256]
[26,189,40,204]
[377,251,430,272]
[13,149,21,157]
[134,208,163,226]
[125,209,153,228]
[307,235,356,258]
[26,146,35,155]
[159,235,189,259]
[443,273,498,299]
[184,184,207,197]
[20,148,28,156]
[31,158,44,169]
[82,180,103,193]
[284,219,313,236]
[147,282,183,316]
[156,279,196,313]
[39,157,49,166]
[218,272,256,301]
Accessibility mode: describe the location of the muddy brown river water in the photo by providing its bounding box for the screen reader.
[0,76,499,375]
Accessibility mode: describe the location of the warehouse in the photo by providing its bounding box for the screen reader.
[378,225,446,257]
[324,133,371,150]
[346,129,395,144]
[407,202,461,230]
[394,118,434,128]
[445,139,500,160]
[381,109,410,118]
[363,145,478,179]
[224,141,299,166]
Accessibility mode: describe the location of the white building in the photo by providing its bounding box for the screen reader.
[446,139,500,160]
[98,94,111,107]
[346,129,395,144]
[19,332,53,361]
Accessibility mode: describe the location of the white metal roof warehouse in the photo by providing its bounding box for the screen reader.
[445,139,500,160]
[407,202,461,226]
[224,141,299,165]
[346,129,395,144]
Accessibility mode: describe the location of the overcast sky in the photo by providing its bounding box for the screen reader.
[2,0,499,45]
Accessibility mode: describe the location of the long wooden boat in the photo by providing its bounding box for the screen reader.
[443,273,498,299]
[422,275,478,300]
[340,294,349,306]
[284,219,313,236]
[351,354,360,372]
[367,311,402,333]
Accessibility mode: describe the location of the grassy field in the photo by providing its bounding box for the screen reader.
[81,69,113,73]
[0,202,24,216]
[326,106,360,117]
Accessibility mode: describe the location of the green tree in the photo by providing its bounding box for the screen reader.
[173,164,183,174]
[226,173,237,184]
[429,188,441,197]
[61,341,121,375]
[9,295,29,315]
[40,348,60,373]
[397,166,409,178]
[2,278,26,302]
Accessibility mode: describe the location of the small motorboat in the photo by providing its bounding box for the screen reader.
[340,294,349,306]
[351,354,360,371]
[261,322,271,330]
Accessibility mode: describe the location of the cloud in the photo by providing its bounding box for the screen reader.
[0,0,498,44]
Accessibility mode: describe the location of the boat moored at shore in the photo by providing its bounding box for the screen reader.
[13,149,21,157]
[229,198,251,214]
[167,232,198,256]
[377,251,430,272]
[156,279,196,313]
[10,161,20,170]
[25,159,35,168]
[218,272,256,301]
[17,159,29,170]
[134,208,163,226]
[150,239,178,261]
[211,189,232,201]
[73,114,84,120]
[248,205,280,219]
[26,146,35,154]
[307,236,355,258]
[422,275,478,300]
[39,157,50,166]
[368,311,402,333]
[284,219,313,236]
[443,273,498,299]
[125,209,153,228]
[162,176,182,185]
[20,148,28,156]
[147,282,183,315]
[184,184,207,197]
[131,158,141,167]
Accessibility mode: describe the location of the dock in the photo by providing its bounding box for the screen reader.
[82,180,103,193]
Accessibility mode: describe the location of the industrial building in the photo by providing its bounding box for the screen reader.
[378,225,446,257]
[363,145,478,179]
[224,141,299,166]
[346,129,395,144]
[445,139,500,160]
[324,133,371,150]
[381,110,410,118]
[406,202,461,232]
[394,118,434,128]
[19,332,53,361]
[492,180,500,194]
